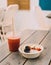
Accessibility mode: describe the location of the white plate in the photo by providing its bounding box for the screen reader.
[19,43,44,58]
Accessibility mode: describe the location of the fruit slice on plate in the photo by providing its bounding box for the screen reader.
[19,43,44,58]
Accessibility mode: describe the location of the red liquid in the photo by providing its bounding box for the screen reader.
[8,37,20,52]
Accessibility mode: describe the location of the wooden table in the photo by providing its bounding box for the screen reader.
[0,29,51,65]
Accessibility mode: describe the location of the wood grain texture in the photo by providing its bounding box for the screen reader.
[7,0,30,10]
[23,30,49,44]
[7,0,18,5]
[0,52,26,65]
[20,29,35,44]
[19,0,30,10]
[0,29,35,63]
[0,43,11,63]
[24,31,51,65]
[0,30,50,65]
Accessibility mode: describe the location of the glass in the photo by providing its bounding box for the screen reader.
[7,32,20,52]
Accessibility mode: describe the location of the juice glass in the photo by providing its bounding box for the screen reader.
[7,33,20,52]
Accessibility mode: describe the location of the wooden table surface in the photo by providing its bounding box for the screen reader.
[0,29,51,65]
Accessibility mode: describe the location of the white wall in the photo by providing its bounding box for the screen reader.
[0,0,50,32]
[14,11,39,32]
[14,0,50,32]
[0,0,7,9]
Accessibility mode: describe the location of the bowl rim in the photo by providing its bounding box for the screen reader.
[19,43,44,55]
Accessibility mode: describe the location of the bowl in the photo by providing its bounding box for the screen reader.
[19,43,44,58]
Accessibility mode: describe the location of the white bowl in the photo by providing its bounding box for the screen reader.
[19,43,44,58]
